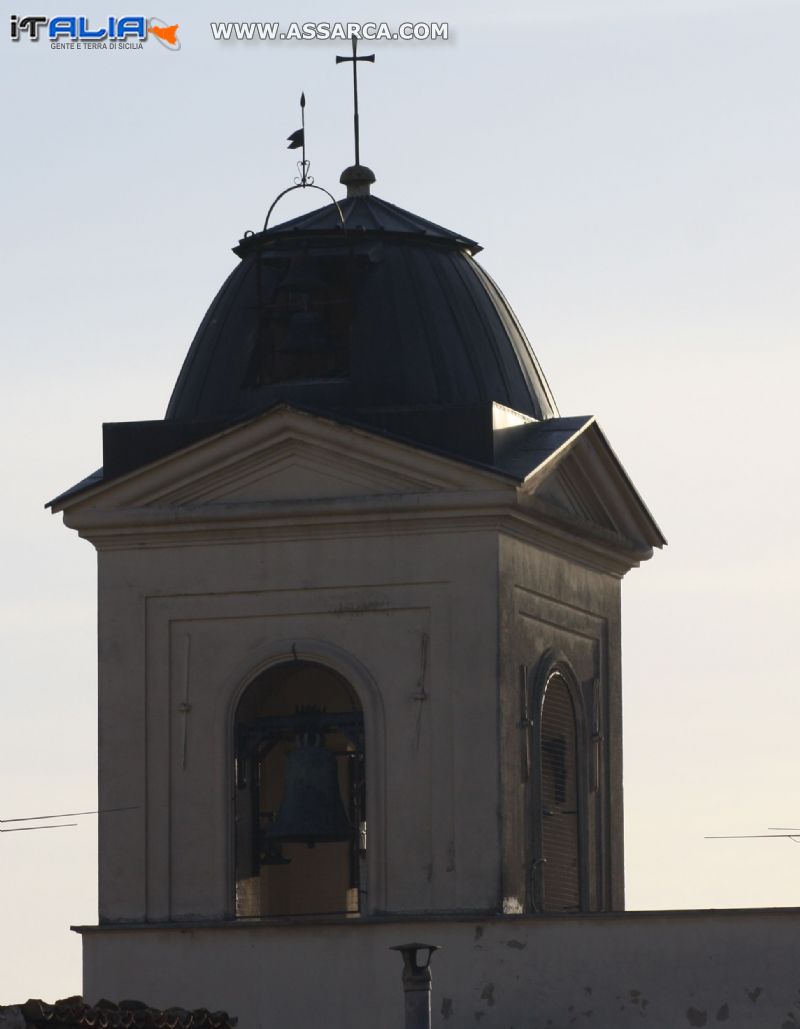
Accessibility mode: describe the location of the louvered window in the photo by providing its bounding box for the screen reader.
[539,675,581,911]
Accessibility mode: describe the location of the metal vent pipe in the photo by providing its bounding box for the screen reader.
[390,943,440,1029]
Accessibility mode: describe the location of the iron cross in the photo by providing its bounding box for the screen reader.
[336,35,375,166]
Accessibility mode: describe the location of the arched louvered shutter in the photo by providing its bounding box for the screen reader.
[539,676,581,911]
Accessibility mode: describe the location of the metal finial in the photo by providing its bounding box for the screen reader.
[286,91,312,186]
[336,34,376,197]
[298,91,308,185]
[263,92,345,230]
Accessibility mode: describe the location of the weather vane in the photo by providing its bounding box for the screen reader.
[286,92,311,186]
[261,91,343,230]
[336,34,375,168]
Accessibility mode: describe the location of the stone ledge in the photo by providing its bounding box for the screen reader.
[72,905,800,934]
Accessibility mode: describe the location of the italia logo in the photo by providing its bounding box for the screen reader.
[10,14,180,49]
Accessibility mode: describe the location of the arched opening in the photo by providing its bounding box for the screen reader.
[233,661,365,917]
[534,672,583,912]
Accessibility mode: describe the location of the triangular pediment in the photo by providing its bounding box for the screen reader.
[535,464,617,532]
[148,435,448,507]
[54,405,510,513]
[513,419,665,553]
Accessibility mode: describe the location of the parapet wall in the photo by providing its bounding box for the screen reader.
[79,908,800,1028]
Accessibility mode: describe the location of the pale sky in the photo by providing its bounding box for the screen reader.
[2,0,799,1004]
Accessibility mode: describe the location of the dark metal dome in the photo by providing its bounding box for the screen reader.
[166,194,557,425]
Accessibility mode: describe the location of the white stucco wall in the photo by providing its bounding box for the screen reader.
[498,534,624,913]
[80,909,800,1029]
[94,527,502,922]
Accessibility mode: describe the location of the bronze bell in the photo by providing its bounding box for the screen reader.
[266,732,353,847]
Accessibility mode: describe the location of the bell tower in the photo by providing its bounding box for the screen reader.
[49,66,663,1029]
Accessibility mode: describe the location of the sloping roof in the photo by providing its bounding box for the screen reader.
[46,403,508,508]
[49,406,577,510]
[497,416,666,551]
[493,416,593,480]
[16,999,235,1029]
[48,468,103,509]
[235,193,481,257]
